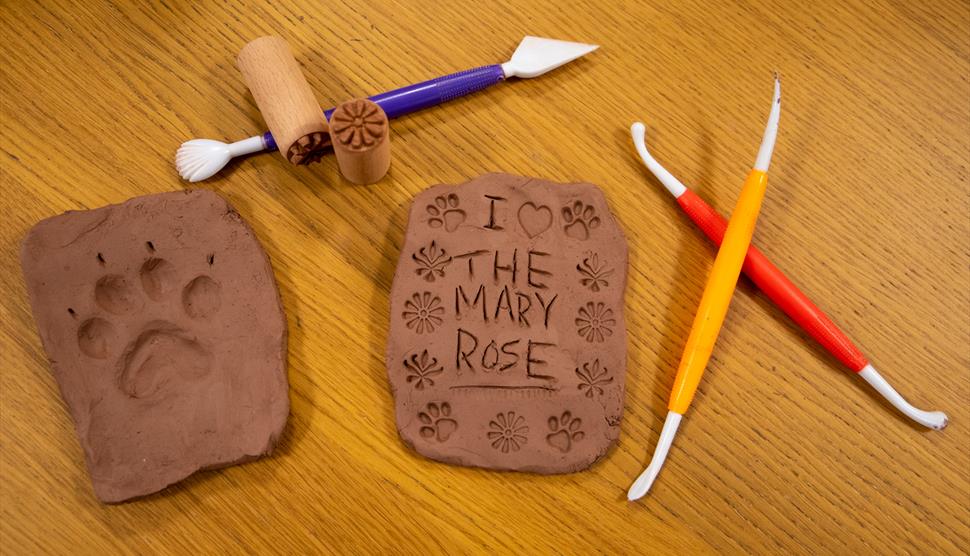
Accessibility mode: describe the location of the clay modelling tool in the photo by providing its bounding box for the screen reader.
[631,128,948,431]
[329,98,391,184]
[628,78,781,501]
[176,36,598,181]
[236,36,330,165]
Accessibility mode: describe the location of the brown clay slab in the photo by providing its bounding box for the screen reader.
[387,173,628,473]
[20,190,289,502]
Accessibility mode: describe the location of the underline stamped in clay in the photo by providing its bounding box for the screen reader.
[20,190,289,503]
[386,173,628,473]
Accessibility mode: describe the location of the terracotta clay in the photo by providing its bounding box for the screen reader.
[329,98,391,184]
[237,35,330,164]
[20,190,289,503]
[386,173,628,473]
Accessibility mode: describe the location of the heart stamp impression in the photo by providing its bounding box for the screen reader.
[387,173,628,473]
[518,202,553,238]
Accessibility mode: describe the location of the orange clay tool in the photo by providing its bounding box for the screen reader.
[628,78,781,501]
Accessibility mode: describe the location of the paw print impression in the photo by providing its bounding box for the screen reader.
[426,194,466,232]
[77,246,223,399]
[562,201,601,241]
[546,411,584,453]
[418,402,458,442]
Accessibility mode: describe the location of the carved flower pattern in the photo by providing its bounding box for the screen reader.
[403,350,444,390]
[330,99,387,150]
[576,359,613,398]
[286,131,330,165]
[403,292,444,334]
[577,253,614,292]
[412,240,452,283]
[488,411,529,453]
[575,302,615,343]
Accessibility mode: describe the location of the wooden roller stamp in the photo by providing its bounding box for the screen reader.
[329,99,391,184]
[237,36,329,165]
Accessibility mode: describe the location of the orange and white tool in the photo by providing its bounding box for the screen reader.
[628,78,781,501]
[631,103,947,431]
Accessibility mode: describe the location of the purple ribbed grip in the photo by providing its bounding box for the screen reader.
[264,65,505,151]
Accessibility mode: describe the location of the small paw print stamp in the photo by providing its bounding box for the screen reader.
[418,402,457,442]
[546,411,584,453]
[562,200,601,240]
[427,193,466,232]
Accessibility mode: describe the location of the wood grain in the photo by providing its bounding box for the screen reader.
[1,0,967,553]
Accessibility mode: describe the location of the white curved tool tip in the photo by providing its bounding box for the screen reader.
[501,36,598,79]
[628,411,683,501]
[630,122,687,198]
[858,364,949,430]
[175,135,266,182]
[753,76,781,172]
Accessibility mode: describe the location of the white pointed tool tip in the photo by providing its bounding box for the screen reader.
[502,36,598,79]
[630,122,687,198]
[627,411,683,501]
[858,364,949,430]
[753,76,781,172]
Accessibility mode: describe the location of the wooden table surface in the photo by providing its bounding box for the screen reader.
[2,1,968,553]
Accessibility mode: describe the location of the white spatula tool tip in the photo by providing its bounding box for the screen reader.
[627,411,683,501]
[502,36,599,79]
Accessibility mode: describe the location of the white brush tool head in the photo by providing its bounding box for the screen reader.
[175,136,266,182]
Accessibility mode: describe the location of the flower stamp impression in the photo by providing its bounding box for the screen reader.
[387,173,628,473]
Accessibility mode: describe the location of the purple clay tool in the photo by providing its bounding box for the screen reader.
[177,36,598,182]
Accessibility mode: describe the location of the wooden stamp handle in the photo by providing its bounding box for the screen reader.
[329,99,391,184]
[237,36,329,164]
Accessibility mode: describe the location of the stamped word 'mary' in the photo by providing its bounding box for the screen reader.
[386,173,628,473]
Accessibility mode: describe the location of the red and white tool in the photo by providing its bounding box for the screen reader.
[631,122,948,430]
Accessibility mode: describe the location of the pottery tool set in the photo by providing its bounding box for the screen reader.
[176,36,598,182]
[627,78,947,500]
[632,124,948,431]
